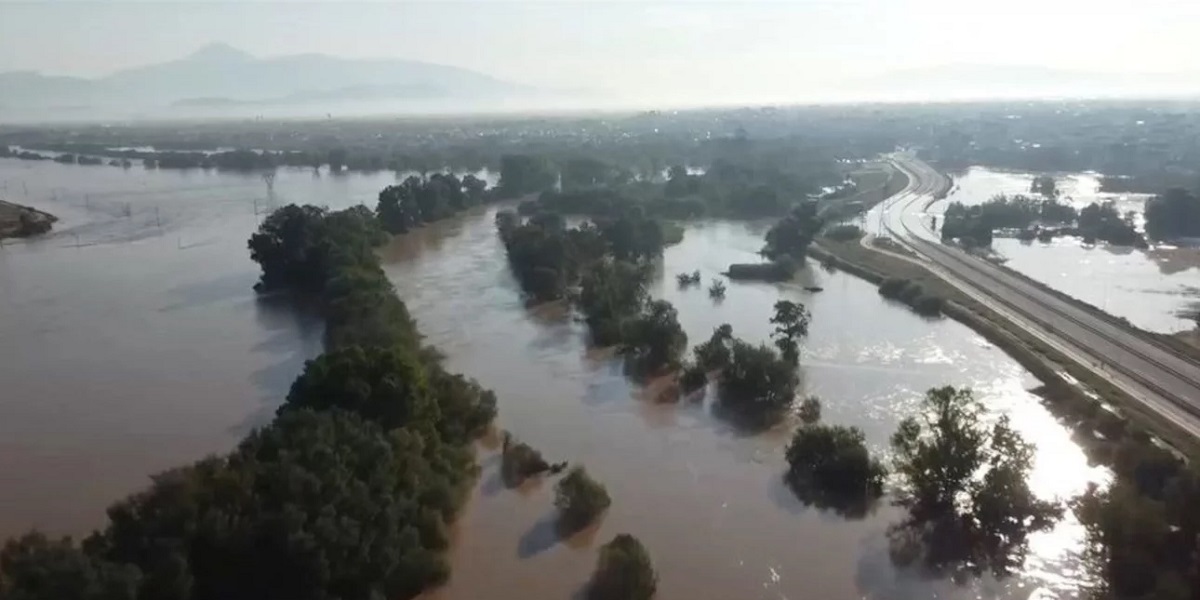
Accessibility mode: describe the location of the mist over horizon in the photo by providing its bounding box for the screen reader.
[3,0,1200,122]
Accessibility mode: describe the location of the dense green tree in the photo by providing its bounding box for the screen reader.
[763,201,822,260]
[498,216,577,302]
[498,154,557,197]
[716,340,799,427]
[785,422,886,514]
[940,194,1077,247]
[0,533,140,600]
[600,212,665,262]
[1078,200,1145,247]
[890,387,989,512]
[888,387,1062,578]
[1029,175,1058,198]
[377,178,423,234]
[578,260,651,345]
[247,204,332,293]
[555,466,612,532]
[500,431,550,485]
[425,368,498,444]
[1145,187,1200,242]
[376,174,485,234]
[248,204,386,294]
[587,534,657,600]
[770,300,810,365]
[92,409,475,600]
[692,324,734,371]
[797,396,821,425]
[281,345,436,432]
[623,299,688,375]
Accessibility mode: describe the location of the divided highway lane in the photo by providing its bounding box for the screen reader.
[884,156,1200,439]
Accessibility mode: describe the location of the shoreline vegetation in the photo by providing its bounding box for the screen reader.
[0,202,503,600]
[0,200,56,240]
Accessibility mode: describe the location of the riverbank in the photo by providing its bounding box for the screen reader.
[812,236,1200,460]
[0,200,56,239]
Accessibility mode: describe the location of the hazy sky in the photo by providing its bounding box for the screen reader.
[2,0,1199,103]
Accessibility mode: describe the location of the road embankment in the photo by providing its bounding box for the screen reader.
[812,236,1200,461]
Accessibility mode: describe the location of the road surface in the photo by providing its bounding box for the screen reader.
[875,155,1200,440]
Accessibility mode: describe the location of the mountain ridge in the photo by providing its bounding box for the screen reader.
[0,43,528,115]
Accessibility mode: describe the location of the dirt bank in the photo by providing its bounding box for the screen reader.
[0,200,57,239]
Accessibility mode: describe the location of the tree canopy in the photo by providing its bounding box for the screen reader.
[90,409,474,600]
[762,201,822,261]
[587,534,657,600]
[1145,187,1200,242]
[0,532,140,600]
[716,339,800,428]
[888,387,1062,578]
[376,174,489,234]
[770,300,810,365]
[554,466,612,533]
[498,154,558,198]
[785,421,886,517]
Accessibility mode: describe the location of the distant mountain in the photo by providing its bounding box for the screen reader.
[0,43,531,118]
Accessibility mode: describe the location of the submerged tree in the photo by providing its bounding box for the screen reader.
[770,300,811,365]
[716,340,799,428]
[587,534,657,600]
[888,386,1062,579]
[554,466,612,532]
[785,422,886,517]
[623,299,688,376]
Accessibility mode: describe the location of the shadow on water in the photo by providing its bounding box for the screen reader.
[159,272,253,313]
[517,513,560,558]
[229,293,325,436]
[517,511,606,560]
[777,476,882,521]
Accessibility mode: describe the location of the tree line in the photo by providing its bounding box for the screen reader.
[527,150,830,222]
[0,203,498,600]
[940,193,1144,248]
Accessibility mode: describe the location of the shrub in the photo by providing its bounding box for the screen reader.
[587,534,657,600]
[797,396,822,425]
[554,466,611,531]
[785,423,886,501]
[501,432,550,485]
[717,340,799,427]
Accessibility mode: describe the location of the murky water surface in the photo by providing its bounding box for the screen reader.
[0,159,1103,598]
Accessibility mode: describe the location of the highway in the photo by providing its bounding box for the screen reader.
[873,155,1200,439]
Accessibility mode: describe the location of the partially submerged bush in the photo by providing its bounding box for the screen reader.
[501,431,551,485]
[554,466,612,532]
[587,534,657,600]
[786,423,886,504]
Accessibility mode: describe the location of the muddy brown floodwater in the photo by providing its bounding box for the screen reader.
[0,158,1103,600]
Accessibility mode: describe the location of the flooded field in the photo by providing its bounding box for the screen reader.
[930,166,1200,333]
[0,158,1102,599]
